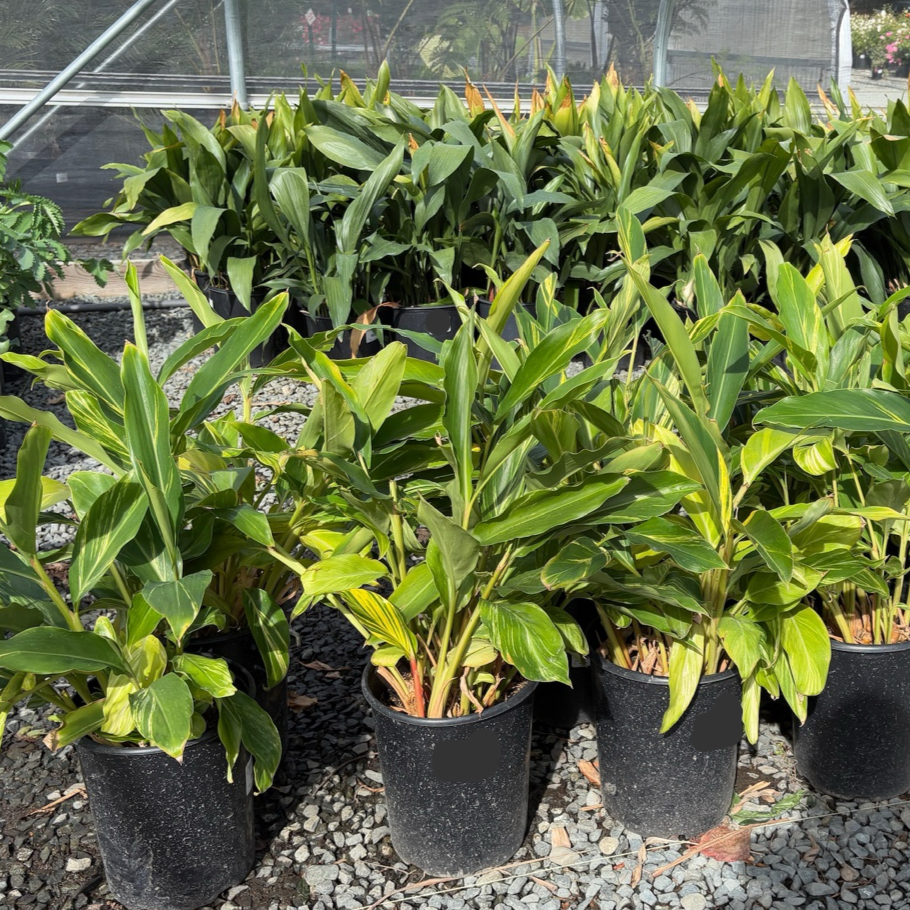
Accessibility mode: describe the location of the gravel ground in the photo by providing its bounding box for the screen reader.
[2,305,910,910]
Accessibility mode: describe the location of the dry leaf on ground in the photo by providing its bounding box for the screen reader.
[578,759,601,787]
[694,822,752,863]
[288,692,318,712]
[631,843,647,886]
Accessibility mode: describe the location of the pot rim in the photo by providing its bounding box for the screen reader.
[829,637,910,655]
[593,651,738,688]
[77,721,221,758]
[361,664,537,728]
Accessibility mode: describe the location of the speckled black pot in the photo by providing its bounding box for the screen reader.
[362,666,537,876]
[794,639,910,800]
[188,626,288,755]
[593,655,740,838]
[303,313,383,360]
[76,726,255,910]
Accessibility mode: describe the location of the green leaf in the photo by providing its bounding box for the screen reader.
[178,295,289,430]
[339,588,417,659]
[121,345,182,540]
[389,562,438,621]
[45,310,124,411]
[480,600,569,684]
[243,588,290,690]
[832,170,895,215]
[417,498,481,593]
[216,504,274,547]
[301,554,388,599]
[141,571,213,642]
[626,517,727,573]
[130,674,194,759]
[592,471,702,523]
[67,472,116,518]
[351,342,407,432]
[218,690,281,792]
[142,201,199,235]
[718,616,764,678]
[173,653,237,698]
[772,265,828,375]
[626,258,711,420]
[70,479,148,603]
[475,475,629,545]
[756,389,910,433]
[662,625,705,733]
[339,142,405,252]
[780,606,831,696]
[443,321,478,508]
[741,510,794,582]
[306,125,387,170]
[495,310,609,417]
[0,628,125,675]
[706,310,749,432]
[49,700,105,749]
[3,425,51,554]
[541,538,607,589]
[740,428,798,487]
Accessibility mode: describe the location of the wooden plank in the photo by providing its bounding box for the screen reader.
[50,258,182,300]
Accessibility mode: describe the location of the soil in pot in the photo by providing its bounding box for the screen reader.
[794,639,910,800]
[362,665,537,877]
[188,626,289,755]
[592,653,741,838]
[77,722,255,910]
[304,313,382,360]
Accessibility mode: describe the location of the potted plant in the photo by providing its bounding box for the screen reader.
[71,106,298,366]
[0,415,280,909]
[0,269,299,743]
[570,214,832,838]
[282,244,696,874]
[751,242,910,798]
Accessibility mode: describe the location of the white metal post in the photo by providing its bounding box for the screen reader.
[224,0,249,109]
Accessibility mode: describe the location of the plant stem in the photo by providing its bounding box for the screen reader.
[30,557,82,632]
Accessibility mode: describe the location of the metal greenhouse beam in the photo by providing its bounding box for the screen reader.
[653,0,676,87]
[552,0,567,80]
[224,0,249,109]
[0,0,165,142]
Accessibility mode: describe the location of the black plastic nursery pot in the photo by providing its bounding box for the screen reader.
[362,665,537,877]
[76,725,255,910]
[189,625,289,754]
[534,600,599,730]
[304,313,383,360]
[533,655,594,729]
[592,654,741,838]
[381,304,461,362]
[793,639,910,800]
